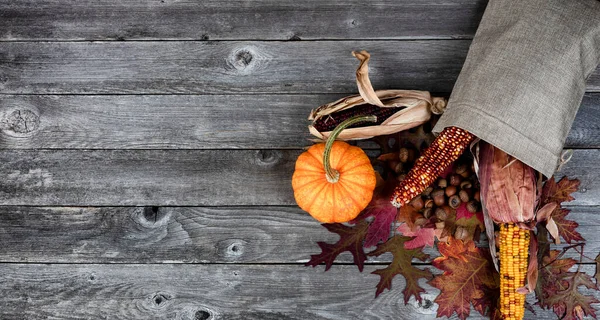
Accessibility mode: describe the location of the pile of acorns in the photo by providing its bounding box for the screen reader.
[379,144,483,241]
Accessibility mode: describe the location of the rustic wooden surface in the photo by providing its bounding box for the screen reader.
[1,0,599,319]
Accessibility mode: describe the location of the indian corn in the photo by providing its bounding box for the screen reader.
[390,126,474,207]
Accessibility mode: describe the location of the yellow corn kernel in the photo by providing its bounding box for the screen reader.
[499,223,529,320]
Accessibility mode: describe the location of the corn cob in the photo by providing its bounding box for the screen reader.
[498,223,529,320]
[312,104,405,132]
[391,126,474,208]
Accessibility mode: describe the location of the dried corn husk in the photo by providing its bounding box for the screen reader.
[308,50,447,141]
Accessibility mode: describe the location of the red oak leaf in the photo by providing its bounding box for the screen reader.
[538,251,599,320]
[541,176,580,205]
[397,224,435,249]
[305,220,369,272]
[362,196,398,248]
[552,208,584,244]
[430,238,499,320]
[368,236,433,302]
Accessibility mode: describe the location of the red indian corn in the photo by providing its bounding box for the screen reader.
[499,223,529,320]
[391,126,474,207]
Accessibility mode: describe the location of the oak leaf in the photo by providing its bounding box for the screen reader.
[537,250,599,320]
[305,220,369,271]
[369,236,433,302]
[430,238,499,320]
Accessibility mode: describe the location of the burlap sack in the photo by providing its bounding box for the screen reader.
[433,0,600,177]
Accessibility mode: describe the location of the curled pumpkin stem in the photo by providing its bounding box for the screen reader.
[323,115,377,183]
[391,126,475,207]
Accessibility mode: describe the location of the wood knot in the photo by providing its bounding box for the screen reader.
[288,34,302,41]
[217,239,247,260]
[1,109,40,136]
[229,48,255,71]
[254,150,282,166]
[195,310,212,320]
[150,292,172,309]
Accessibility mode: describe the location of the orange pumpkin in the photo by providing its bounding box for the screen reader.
[292,116,377,223]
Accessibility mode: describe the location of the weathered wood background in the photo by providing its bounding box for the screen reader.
[0,1,598,319]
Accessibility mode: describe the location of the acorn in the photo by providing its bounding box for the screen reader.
[449,174,462,187]
[460,180,472,189]
[467,200,480,213]
[415,215,428,227]
[422,186,434,197]
[432,189,446,207]
[437,178,448,188]
[394,162,404,174]
[449,195,462,209]
[410,196,424,210]
[435,221,445,229]
[459,189,472,203]
[398,148,410,163]
[424,199,434,208]
[455,163,469,177]
[474,190,481,202]
[454,226,470,241]
[435,206,450,220]
[445,185,457,197]
[423,207,433,219]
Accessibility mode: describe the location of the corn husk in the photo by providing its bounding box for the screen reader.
[308,51,447,141]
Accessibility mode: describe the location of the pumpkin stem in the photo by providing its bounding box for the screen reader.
[324,115,377,183]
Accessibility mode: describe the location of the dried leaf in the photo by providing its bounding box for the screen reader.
[537,250,599,320]
[541,176,581,205]
[553,208,584,244]
[546,217,560,245]
[430,239,499,320]
[352,50,385,107]
[397,224,436,249]
[595,253,600,283]
[369,236,433,302]
[305,221,369,271]
[397,205,421,230]
[362,197,398,247]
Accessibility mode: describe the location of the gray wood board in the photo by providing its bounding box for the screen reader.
[0,205,597,264]
[1,263,597,320]
[0,41,468,94]
[0,0,487,41]
[0,149,597,206]
[3,41,598,94]
[0,93,598,149]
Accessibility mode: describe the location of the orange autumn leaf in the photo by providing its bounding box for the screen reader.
[430,238,499,320]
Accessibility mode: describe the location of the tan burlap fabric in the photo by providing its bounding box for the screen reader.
[433,0,600,177]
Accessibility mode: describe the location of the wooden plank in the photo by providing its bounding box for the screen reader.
[1,263,596,319]
[0,93,598,149]
[0,205,597,264]
[0,149,597,206]
[0,40,468,94]
[0,0,487,41]
[3,41,598,94]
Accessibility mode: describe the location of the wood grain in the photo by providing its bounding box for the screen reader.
[0,0,487,41]
[0,93,598,149]
[0,40,469,94]
[0,263,596,319]
[0,205,596,264]
[0,149,597,206]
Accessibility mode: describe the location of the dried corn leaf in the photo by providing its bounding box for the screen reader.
[308,51,447,141]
